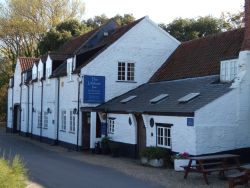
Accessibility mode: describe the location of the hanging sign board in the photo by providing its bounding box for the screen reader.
[84,75,105,103]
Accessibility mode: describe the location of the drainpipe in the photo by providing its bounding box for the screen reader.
[76,74,81,150]
[56,77,60,144]
[40,80,44,142]
[27,83,30,136]
[31,82,34,138]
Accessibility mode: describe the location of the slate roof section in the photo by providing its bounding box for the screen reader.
[95,75,232,116]
[57,29,99,55]
[19,57,40,72]
[74,17,145,73]
[150,28,245,82]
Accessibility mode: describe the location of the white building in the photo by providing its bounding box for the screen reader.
[95,3,250,160]
[7,57,39,133]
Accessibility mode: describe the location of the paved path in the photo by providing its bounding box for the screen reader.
[0,130,163,188]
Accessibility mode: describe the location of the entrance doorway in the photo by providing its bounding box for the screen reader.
[136,114,146,157]
[13,105,21,133]
[82,112,91,149]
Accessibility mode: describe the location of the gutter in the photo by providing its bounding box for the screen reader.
[56,77,60,144]
[40,80,44,142]
[27,83,30,136]
[31,82,34,138]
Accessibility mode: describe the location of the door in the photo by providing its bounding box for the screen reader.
[136,114,146,156]
[82,112,91,149]
[13,105,20,133]
[96,114,101,138]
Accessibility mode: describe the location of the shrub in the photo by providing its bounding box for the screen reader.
[140,147,172,167]
[0,155,27,188]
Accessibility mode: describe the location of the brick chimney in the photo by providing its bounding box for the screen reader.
[242,0,250,50]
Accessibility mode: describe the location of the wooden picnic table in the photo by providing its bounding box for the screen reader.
[183,154,240,184]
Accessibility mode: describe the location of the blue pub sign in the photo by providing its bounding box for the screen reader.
[83,75,105,103]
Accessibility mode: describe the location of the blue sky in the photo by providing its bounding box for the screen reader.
[83,0,244,24]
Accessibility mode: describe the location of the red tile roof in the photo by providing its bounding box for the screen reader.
[19,57,40,72]
[150,28,245,82]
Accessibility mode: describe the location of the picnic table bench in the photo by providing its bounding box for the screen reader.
[182,154,240,184]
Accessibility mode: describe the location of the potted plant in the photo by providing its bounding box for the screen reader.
[140,147,168,167]
[100,137,110,154]
[172,152,193,171]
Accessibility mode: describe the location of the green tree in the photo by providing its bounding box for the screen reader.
[161,13,244,42]
[113,14,135,26]
[83,13,135,29]
[38,19,91,55]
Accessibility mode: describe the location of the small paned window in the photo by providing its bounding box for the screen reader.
[61,111,66,131]
[127,63,135,81]
[157,126,171,148]
[108,118,115,134]
[118,62,135,81]
[44,112,48,128]
[69,111,76,132]
[38,112,42,128]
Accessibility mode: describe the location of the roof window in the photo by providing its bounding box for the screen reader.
[178,93,200,103]
[150,94,168,104]
[120,95,137,103]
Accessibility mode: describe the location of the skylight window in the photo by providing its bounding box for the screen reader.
[150,94,168,104]
[178,93,200,103]
[120,95,137,103]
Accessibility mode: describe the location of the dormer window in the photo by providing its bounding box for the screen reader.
[46,67,51,84]
[220,59,238,82]
[117,61,135,82]
[22,73,26,84]
[67,60,72,81]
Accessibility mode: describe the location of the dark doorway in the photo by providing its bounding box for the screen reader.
[136,114,146,157]
[13,105,20,133]
[96,114,101,138]
[82,112,91,149]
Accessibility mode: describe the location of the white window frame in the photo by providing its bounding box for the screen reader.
[69,110,76,132]
[67,61,72,81]
[38,111,42,128]
[61,110,66,131]
[156,125,171,148]
[46,67,51,84]
[220,60,238,82]
[44,112,48,128]
[117,61,135,81]
[108,118,115,134]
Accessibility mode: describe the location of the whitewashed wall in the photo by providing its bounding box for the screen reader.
[107,113,137,145]
[58,74,80,145]
[13,60,21,107]
[20,84,29,133]
[143,114,196,155]
[7,88,13,128]
[42,78,58,140]
[195,90,238,155]
[80,17,179,107]
[31,81,42,136]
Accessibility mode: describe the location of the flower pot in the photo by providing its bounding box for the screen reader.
[174,159,195,171]
[141,157,148,165]
[148,159,164,168]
